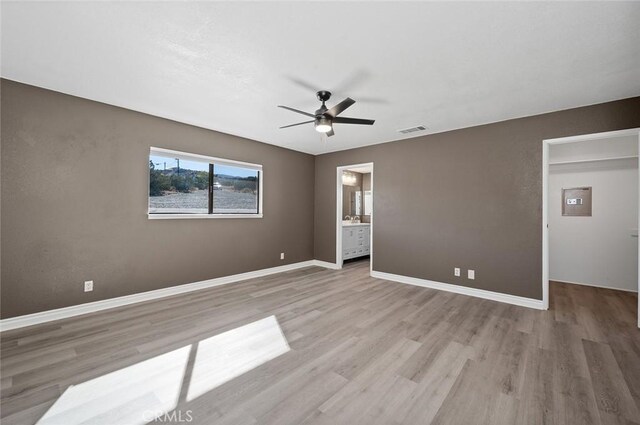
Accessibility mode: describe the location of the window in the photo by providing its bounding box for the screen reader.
[148,148,262,218]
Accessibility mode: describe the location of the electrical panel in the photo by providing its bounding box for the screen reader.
[562,187,592,216]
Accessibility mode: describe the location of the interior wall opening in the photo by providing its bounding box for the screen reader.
[336,163,373,270]
[543,129,640,327]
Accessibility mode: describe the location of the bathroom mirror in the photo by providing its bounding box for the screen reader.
[342,184,361,217]
[352,191,362,216]
[364,190,372,216]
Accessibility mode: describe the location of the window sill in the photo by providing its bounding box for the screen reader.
[148,213,263,220]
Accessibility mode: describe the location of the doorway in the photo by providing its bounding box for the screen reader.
[542,128,640,327]
[336,163,374,271]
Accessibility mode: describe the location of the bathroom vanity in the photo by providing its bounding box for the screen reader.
[342,223,370,260]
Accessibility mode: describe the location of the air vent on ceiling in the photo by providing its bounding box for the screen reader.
[397,125,428,135]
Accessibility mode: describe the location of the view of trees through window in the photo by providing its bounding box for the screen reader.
[149,153,259,215]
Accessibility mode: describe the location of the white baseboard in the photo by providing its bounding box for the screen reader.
[370,270,545,310]
[0,261,546,332]
[311,260,341,270]
[0,260,332,332]
[551,278,638,293]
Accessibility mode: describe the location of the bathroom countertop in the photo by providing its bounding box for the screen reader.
[342,222,371,227]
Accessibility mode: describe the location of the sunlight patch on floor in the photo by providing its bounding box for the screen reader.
[36,315,289,425]
[37,345,190,425]
[187,315,290,401]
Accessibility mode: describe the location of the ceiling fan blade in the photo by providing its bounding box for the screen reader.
[326,128,335,137]
[280,120,314,129]
[332,117,375,125]
[286,75,321,93]
[326,98,355,117]
[278,105,315,118]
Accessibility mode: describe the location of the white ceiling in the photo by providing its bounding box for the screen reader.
[2,2,639,155]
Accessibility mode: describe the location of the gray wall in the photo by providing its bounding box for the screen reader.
[2,78,639,318]
[1,80,315,318]
[314,97,640,300]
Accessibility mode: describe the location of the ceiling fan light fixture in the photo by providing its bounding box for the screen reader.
[315,124,332,133]
[315,116,332,133]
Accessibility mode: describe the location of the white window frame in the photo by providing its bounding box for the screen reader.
[148,147,263,219]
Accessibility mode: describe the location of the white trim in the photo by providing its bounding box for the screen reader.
[542,140,550,310]
[336,163,374,271]
[336,167,343,269]
[148,213,263,220]
[551,279,638,293]
[542,128,640,146]
[541,127,640,326]
[549,155,638,166]
[0,260,338,332]
[150,146,262,171]
[371,270,544,310]
[311,260,341,270]
[370,165,374,275]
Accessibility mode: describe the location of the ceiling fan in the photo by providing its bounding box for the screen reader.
[278,91,375,137]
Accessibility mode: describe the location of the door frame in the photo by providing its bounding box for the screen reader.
[542,128,640,326]
[336,162,374,272]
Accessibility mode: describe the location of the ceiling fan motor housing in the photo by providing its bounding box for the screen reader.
[316,116,332,127]
[316,90,332,102]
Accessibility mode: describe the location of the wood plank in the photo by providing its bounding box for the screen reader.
[583,339,640,424]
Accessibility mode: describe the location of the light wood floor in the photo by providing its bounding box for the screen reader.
[1,260,639,424]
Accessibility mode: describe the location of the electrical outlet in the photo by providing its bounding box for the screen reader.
[467,270,475,280]
[280,252,285,260]
[454,267,461,277]
[84,280,94,292]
